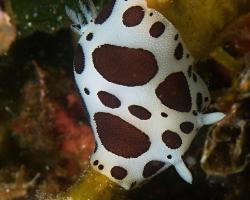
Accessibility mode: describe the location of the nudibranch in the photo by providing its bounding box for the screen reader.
[66,0,225,190]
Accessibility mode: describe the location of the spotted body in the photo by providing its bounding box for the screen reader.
[66,0,225,190]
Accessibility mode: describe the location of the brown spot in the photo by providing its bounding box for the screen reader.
[93,44,158,86]
[174,34,179,40]
[128,105,151,120]
[193,110,198,116]
[161,112,168,118]
[188,65,192,77]
[143,160,165,178]
[196,92,203,112]
[174,43,183,60]
[193,73,197,82]
[123,6,144,27]
[73,44,85,74]
[98,165,104,170]
[162,130,182,149]
[180,122,194,134]
[94,112,150,158]
[95,0,116,24]
[111,166,128,180]
[155,72,192,112]
[86,33,93,41]
[84,88,90,95]
[98,91,121,109]
[149,21,165,38]
[93,160,99,165]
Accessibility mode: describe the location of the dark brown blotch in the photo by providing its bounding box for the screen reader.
[111,166,128,180]
[123,6,144,27]
[149,21,165,38]
[128,105,151,120]
[161,112,168,118]
[93,160,99,166]
[86,33,93,41]
[174,42,183,60]
[84,88,90,95]
[95,0,116,24]
[94,112,151,158]
[174,34,179,40]
[188,65,192,77]
[193,110,198,116]
[98,91,121,109]
[162,130,182,149]
[143,160,165,178]
[155,72,192,112]
[193,73,197,82]
[196,92,203,112]
[98,165,104,170]
[92,44,158,86]
[73,44,85,74]
[180,122,194,134]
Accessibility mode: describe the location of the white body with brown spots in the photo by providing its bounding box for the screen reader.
[66,0,225,190]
